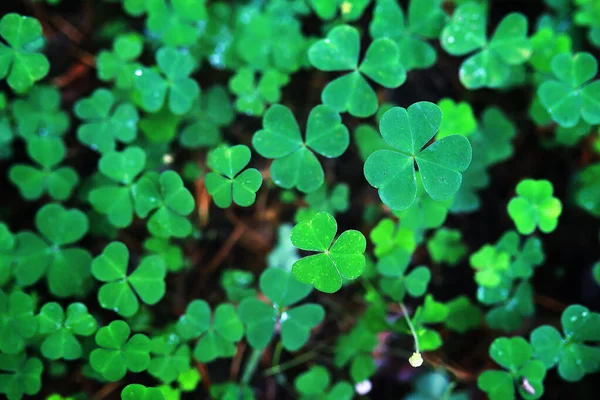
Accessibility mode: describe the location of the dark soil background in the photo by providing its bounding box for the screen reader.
[1,0,599,399]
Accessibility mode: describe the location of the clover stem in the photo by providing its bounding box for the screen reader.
[271,341,283,370]
[262,348,321,377]
[241,348,263,385]
[399,302,419,354]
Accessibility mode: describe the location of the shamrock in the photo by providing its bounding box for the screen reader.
[294,366,354,400]
[0,353,43,400]
[134,47,200,115]
[145,0,207,46]
[148,333,190,383]
[90,320,151,381]
[507,179,562,235]
[308,24,405,117]
[308,0,371,21]
[377,248,430,302]
[133,170,195,238]
[9,136,79,201]
[469,244,510,288]
[180,85,234,149]
[239,268,325,350]
[229,68,289,117]
[253,104,348,193]
[436,99,477,139]
[91,241,167,317]
[296,183,349,222]
[290,212,366,293]
[37,302,97,360]
[364,102,472,211]
[486,281,534,332]
[335,321,379,382]
[537,52,600,128]
[575,163,600,217]
[220,269,257,303]
[0,290,37,354]
[97,33,143,90]
[175,300,244,363]
[122,384,166,400]
[530,304,600,382]
[393,295,448,351]
[205,145,263,208]
[369,0,447,70]
[478,337,546,400]
[445,296,482,333]
[528,27,572,74]
[12,85,70,139]
[143,237,186,273]
[89,147,146,228]
[74,89,139,153]
[0,14,50,93]
[370,218,416,259]
[0,223,14,285]
[12,203,91,297]
[427,228,468,266]
[476,107,517,165]
[441,4,532,89]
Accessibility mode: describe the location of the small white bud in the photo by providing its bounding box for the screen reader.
[409,352,423,368]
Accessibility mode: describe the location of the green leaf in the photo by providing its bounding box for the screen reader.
[308,25,405,117]
[229,68,289,117]
[253,104,349,193]
[145,0,207,46]
[238,298,276,350]
[97,33,143,90]
[0,14,50,93]
[364,102,473,210]
[445,296,482,333]
[507,179,562,235]
[90,320,151,381]
[469,245,510,288]
[291,212,366,293]
[260,268,312,307]
[0,290,38,354]
[437,98,477,139]
[427,228,467,266]
[121,384,165,400]
[0,353,43,400]
[12,85,70,139]
[148,334,190,383]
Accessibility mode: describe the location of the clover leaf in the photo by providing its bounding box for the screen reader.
[486,281,534,332]
[507,179,562,235]
[537,52,600,127]
[530,304,600,382]
[575,163,600,217]
[135,47,200,115]
[12,85,69,139]
[0,223,14,285]
[0,290,37,354]
[478,337,546,400]
[122,384,165,400]
[220,269,257,303]
[529,27,572,74]
[0,14,50,93]
[74,89,139,153]
[89,147,146,228]
[437,98,477,139]
[308,0,371,21]
[175,300,244,363]
[143,237,186,273]
[229,68,289,117]
[364,102,472,210]
[335,320,379,382]
[427,228,467,266]
[145,0,206,46]
[294,366,354,400]
[290,212,366,293]
[370,0,446,70]
[0,353,43,400]
[395,295,448,351]
[445,296,482,333]
[9,136,79,201]
[205,145,263,208]
[148,333,190,383]
[133,170,195,238]
[97,33,143,90]
[253,104,349,193]
[91,241,167,317]
[37,302,97,360]
[441,4,532,89]
[90,320,151,381]
[308,24,405,117]
[296,182,350,222]
[378,249,431,302]
[353,124,394,161]
[239,268,324,350]
[469,244,510,288]
[12,203,91,297]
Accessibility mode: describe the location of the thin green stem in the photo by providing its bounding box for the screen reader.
[241,348,263,385]
[399,302,419,353]
[271,340,283,369]
[262,349,319,377]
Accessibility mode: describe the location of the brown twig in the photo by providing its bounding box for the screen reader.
[230,342,247,380]
[92,382,122,400]
[196,362,212,392]
[535,294,567,313]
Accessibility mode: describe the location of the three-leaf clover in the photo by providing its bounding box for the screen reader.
[253,104,349,193]
[294,366,354,400]
[0,353,43,400]
[530,304,600,382]
[239,268,325,350]
[90,320,151,381]
[145,0,207,47]
[507,179,562,235]
[441,4,532,89]
[478,337,546,400]
[0,290,37,354]
[469,244,510,288]
[0,14,50,93]
[369,0,447,70]
[370,218,416,258]
[229,68,289,117]
[89,147,146,228]
[486,281,534,332]
[364,102,472,210]
[290,212,366,293]
[74,89,139,153]
[9,137,79,201]
[97,33,143,90]
[377,248,431,302]
[134,47,200,115]
[133,170,195,238]
[175,300,244,363]
[308,24,405,117]
[91,241,167,317]
[148,333,190,383]
[12,85,69,139]
[122,384,165,400]
[296,183,349,222]
[427,228,467,266]
[205,145,263,208]
[537,52,600,128]
[37,302,97,360]
[445,296,482,333]
[436,98,477,139]
[12,203,91,297]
